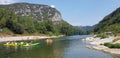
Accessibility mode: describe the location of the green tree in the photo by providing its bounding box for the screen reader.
[6,19,24,34]
[18,17,36,33]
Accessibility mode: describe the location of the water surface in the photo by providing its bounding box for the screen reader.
[0,35,118,58]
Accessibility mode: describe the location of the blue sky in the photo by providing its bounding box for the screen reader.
[0,0,120,26]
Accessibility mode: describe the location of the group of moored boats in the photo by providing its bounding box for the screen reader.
[3,42,40,47]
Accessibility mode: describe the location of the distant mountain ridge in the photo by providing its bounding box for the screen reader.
[0,3,62,23]
[76,26,92,31]
[75,26,94,34]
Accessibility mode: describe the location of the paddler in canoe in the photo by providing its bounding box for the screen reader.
[4,41,40,47]
[4,41,18,46]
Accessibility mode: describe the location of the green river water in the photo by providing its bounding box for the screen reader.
[0,35,120,58]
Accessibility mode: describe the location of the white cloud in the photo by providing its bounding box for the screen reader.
[50,5,55,8]
[0,0,17,5]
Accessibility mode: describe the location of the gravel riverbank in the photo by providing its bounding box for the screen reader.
[0,35,64,42]
[83,36,120,55]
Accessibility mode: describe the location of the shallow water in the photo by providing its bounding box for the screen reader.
[0,35,119,58]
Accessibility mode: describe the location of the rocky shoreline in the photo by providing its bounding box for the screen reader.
[0,35,64,42]
[83,36,120,55]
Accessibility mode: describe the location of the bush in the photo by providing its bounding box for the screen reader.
[6,19,24,34]
[47,32,54,36]
[96,33,108,39]
[104,43,113,48]
[104,42,120,48]
[1,28,13,35]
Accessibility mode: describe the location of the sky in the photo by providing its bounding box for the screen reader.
[0,0,120,26]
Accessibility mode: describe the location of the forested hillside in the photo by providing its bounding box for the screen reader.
[94,7,120,35]
[0,3,83,36]
[75,26,93,34]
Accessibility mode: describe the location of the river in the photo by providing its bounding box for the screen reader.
[0,35,119,58]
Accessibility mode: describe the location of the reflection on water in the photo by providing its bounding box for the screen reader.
[0,35,119,58]
[114,55,120,58]
[45,39,53,45]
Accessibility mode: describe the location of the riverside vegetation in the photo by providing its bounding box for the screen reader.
[103,43,120,48]
[0,3,120,49]
[94,7,120,36]
[0,3,84,36]
[83,7,120,55]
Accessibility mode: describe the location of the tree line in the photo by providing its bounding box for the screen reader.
[0,8,83,36]
[93,7,120,35]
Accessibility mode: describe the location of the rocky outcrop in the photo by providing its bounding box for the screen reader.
[0,3,62,22]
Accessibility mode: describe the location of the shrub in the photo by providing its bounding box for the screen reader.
[104,42,113,48]
[104,42,120,48]
[96,33,108,39]
[6,19,24,34]
[1,28,13,35]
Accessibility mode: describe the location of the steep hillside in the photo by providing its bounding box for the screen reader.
[0,3,62,23]
[0,3,83,35]
[94,7,120,34]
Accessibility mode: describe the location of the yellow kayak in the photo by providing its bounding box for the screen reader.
[4,43,17,46]
[3,42,40,47]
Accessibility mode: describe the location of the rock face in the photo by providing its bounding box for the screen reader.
[0,3,62,22]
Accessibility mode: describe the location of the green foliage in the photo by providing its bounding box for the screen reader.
[104,42,120,48]
[0,8,17,28]
[35,21,47,34]
[104,24,120,35]
[59,21,82,35]
[47,32,54,36]
[44,20,55,32]
[104,43,113,48]
[35,20,60,35]
[6,19,24,34]
[0,9,24,34]
[76,26,94,35]
[96,33,108,39]
[0,8,83,35]
[18,17,36,33]
[94,7,120,35]
[1,28,13,34]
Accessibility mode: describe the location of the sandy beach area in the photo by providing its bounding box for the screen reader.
[0,35,64,42]
[83,36,120,55]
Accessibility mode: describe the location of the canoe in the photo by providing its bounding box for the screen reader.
[3,42,40,47]
[4,43,17,46]
[4,43,25,46]
[23,44,30,47]
[31,43,40,46]
[23,43,40,47]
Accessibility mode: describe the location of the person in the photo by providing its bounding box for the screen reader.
[6,42,10,44]
[20,42,24,44]
[14,42,17,46]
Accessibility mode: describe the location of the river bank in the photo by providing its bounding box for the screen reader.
[83,36,120,55]
[0,35,115,58]
[0,35,64,42]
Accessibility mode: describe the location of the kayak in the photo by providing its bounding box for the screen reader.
[23,44,30,47]
[4,43,17,46]
[17,43,25,46]
[31,43,40,46]
[23,43,40,47]
[3,42,40,47]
